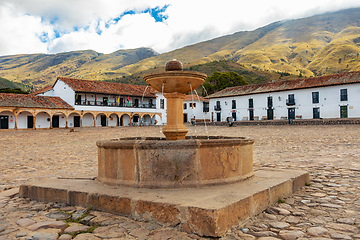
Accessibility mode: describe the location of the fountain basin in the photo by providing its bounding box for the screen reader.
[144,71,207,94]
[97,136,254,188]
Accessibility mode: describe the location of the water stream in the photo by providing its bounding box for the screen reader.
[159,82,165,136]
[141,86,149,105]
[189,84,197,138]
[193,89,210,139]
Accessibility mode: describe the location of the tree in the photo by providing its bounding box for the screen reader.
[202,71,248,96]
[0,88,29,94]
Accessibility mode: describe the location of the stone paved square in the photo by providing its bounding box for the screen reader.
[0,125,359,239]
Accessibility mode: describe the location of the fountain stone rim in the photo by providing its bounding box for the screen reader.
[144,71,207,93]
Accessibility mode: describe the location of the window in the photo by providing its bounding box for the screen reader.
[183,103,187,109]
[75,94,81,105]
[267,97,273,108]
[215,101,221,111]
[160,99,165,109]
[203,102,209,112]
[286,94,295,106]
[103,97,108,106]
[134,99,139,107]
[248,99,254,109]
[190,103,196,108]
[312,92,319,104]
[232,100,236,109]
[340,89,348,101]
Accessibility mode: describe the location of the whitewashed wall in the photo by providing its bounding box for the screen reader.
[17,111,33,129]
[50,80,75,105]
[0,111,15,129]
[183,99,210,122]
[155,93,167,125]
[121,114,131,126]
[68,113,80,128]
[108,114,118,127]
[55,114,67,128]
[82,113,94,127]
[35,112,51,128]
[209,83,360,121]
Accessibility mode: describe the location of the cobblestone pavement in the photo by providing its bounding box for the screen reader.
[0,125,359,239]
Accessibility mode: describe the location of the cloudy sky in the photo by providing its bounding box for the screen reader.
[0,0,360,56]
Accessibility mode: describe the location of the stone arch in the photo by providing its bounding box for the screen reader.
[51,111,67,128]
[68,111,81,128]
[132,114,141,126]
[96,112,107,127]
[142,114,152,126]
[17,110,34,129]
[152,114,162,125]
[82,112,95,127]
[120,114,131,126]
[0,110,15,129]
[35,111,51,129]
[108,113,119,127]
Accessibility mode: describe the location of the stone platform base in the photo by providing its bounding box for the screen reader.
[20,169,309,237]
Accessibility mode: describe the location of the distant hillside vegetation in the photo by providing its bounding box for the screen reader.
[0,48,158,89]
[0,8,360,90]
[104,60,299,93]
[117,8,360,79]
[0,77,30,92]
[184,60,298,85]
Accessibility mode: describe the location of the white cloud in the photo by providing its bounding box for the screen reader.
[0,5,53,55]
[0,0,360,56]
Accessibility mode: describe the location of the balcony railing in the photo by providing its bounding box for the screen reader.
[75,101,156,108]
[286,99,296,106]
[214,106,221,111]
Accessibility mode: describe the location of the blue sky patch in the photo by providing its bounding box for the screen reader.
[144,4,169,22]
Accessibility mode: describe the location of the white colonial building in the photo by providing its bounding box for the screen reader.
[183,94,210,123]
[0,77,167,130]
[208,71,360,122]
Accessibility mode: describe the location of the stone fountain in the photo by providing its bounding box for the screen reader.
[96,60,255,189]
[20,60,309,237]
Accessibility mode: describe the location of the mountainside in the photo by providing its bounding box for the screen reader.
[119,8,360,77]
[106,60,299,87]
[0,8,360,89]
[0,48,158,88]
[0,77,30,91]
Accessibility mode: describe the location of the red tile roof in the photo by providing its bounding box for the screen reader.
[0,93,74,109]
[184,94,209,102]
[31,85,53,95]
[207,71,360,98]
[55,77,156,97]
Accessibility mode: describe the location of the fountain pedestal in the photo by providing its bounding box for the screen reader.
[143,67,207,140]
[162,93,188,140]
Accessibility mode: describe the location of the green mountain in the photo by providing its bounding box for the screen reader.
[0,48,158,88]
[0,77,30,92]
[118,8,360,77]
[106,60,298,91]
[0,8,360,89]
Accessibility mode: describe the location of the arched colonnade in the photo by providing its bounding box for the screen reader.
[0,107,161,130]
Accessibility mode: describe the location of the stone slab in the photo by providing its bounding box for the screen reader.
[19,169,309,237]
[0,188,19,198]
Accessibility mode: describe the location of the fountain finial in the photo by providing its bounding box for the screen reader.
[165,59,183,71]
